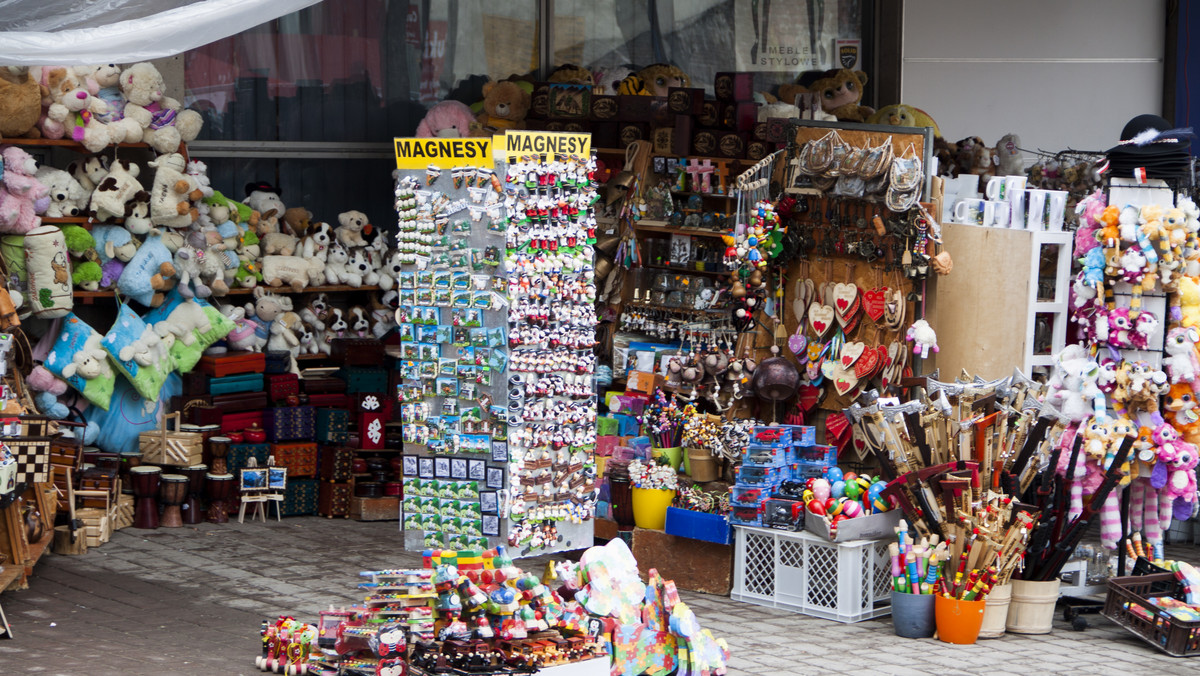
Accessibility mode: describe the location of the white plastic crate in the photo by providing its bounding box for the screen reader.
[731,526,892,623]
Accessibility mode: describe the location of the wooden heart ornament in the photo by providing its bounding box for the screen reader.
[809,304,835,337]
[854,344,882,379]
[831,363,859,396]
[863,287,888,322]
[840,341,865,368]
[833,282,859,318]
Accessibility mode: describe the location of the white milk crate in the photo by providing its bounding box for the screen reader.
[731,526,892,623]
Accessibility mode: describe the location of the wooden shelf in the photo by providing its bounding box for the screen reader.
[640,263,731,276]
[4,138,151,150]
[74,284,381,302]
[625,302,728,314]
[634,221,728,239]
[0,563,21,593]
[670,190,733,199]
[43,217,123,228]
[23,530,53,576]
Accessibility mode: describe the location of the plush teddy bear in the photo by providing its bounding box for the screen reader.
[282,206,312,237]
[790,69,872,122]
[0,67,47,140]
[244,181,285,219]
[1178,276,1200,328]
[0,146,49,234]
[119,62,203,154]
[1046,344,1105,422]
[73,64,143,143]
[148,152,202,230]
[475,80,531,133]
[72,260,102,291]
[416,100,479,138]
[1074,190,1106,257]
[88,158,143,223]
[33,167,87,218]
[29,66,111,151]
[27,366,69,419]
[905,319,939,358]
[866,104,941,137]
[117,232,176,307]
[259,211,299,257]
[336,210,371,249]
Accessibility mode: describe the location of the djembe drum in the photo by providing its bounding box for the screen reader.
[209,436,231,475]
[159,474,189,528]
[130,465,162,529]
[206,472,234,523]
[180,464,207,524]
[119,451,144,494]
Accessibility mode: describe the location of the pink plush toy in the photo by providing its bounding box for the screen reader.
[1074,190,1106,257]
[0,147,50,234]
[415,100,479,138]
[1152,425,1200,524]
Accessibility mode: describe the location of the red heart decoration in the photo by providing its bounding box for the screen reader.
[863,287,887,322]
[835,297,849,310]
[854,346,881,379]
[813,319,827,334]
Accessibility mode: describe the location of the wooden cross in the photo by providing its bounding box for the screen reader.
[685,159,708,193]
[713,160,731,195]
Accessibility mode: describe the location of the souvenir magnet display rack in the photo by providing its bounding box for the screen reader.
[395,132,600,558]
[395,141,509,553]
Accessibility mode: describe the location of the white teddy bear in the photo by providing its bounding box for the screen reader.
[336,210,370,248]
[119,62,203,154]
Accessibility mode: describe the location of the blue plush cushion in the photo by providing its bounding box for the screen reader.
[102,303,175,401]
[84,372,182,454]
[142,290,233,372]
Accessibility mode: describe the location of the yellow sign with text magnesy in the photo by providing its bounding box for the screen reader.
[393,137,494,170]
[500,131,591,160]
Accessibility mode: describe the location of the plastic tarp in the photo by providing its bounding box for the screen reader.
[0,0,324,65]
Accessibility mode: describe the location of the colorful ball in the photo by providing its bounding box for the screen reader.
[830,480,846,500]
[812,479,830,502]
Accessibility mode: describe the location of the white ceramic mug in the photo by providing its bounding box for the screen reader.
[986,175,1027,202]
[1009,181,1028,229]
[1045,190,1068,231]
[984,200,1012,228]
[1026,190,1047,230]
[956,173,981,199]
[954,198,989,225]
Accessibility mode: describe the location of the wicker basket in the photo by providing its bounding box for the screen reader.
[139,412,203,467]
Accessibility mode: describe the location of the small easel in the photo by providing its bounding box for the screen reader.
[238,458,283,523]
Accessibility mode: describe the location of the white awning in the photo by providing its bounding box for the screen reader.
[0,0,323,65]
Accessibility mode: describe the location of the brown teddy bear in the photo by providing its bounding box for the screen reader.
[780,68,873,122]
[0,67,46,140]
[474,80,531,134]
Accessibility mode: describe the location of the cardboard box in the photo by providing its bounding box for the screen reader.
[351,495,399,521]
[626,370,664,394]
[803,509,903,543]
[632,527,733,595]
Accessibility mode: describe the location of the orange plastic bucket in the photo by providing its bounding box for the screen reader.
[935,594,986,644]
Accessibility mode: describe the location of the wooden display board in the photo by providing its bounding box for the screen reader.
[926,223,1032,380]
[786,119,934,200]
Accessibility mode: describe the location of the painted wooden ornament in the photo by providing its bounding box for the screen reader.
[840,341,865,368]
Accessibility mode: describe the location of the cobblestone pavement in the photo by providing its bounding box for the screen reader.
[0,517,1196,675]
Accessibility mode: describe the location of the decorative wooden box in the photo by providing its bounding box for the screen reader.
[264,351,292,374]
[316,409,350,444]
[319,446,354,482]
[319,481,351,518]
[209,373,264,395]
[302,377,346,394]
[351,495,398,521]
[139,412,203,467]
[264,406,315,442]
[273,442,318,477]
[307,393,350,408]
[331,338,385,366]
[227,443,271,473]
[356,395,386,451]
[267,373,300,403]
[282,479,319,516]
[336,367,388,393]
[198,350,265,377]
[221,411,265,434]
[211,391,269,412]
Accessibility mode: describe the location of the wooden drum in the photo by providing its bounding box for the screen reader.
[206,472,234,523]
[119,451,144,495]
[129,465,162,529]
[180,464,207,524]
[208,436,231,475]
[159,474,189,528]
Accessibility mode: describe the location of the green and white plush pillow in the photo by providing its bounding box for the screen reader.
[142,290,233,373]
[102,303,175,402]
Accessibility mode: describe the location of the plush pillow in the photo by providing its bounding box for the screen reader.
[83,372,181,454]
[102,303,175,401]
[43,313,116,410]
[24,225,73,318]
[142,290,233,372]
